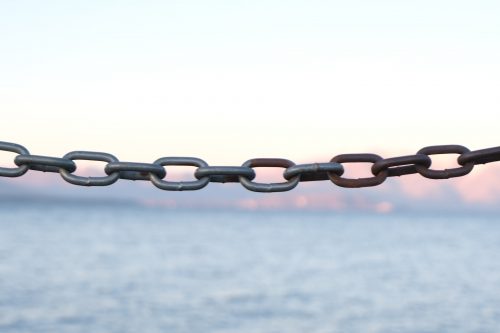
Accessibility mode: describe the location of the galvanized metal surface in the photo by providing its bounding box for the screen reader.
[1,141,500,192]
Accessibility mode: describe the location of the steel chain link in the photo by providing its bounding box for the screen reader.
[1,141,500,192]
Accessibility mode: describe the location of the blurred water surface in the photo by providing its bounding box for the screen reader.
[0,202,500,333]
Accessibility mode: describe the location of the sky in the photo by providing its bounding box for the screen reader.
[1,1,499,170]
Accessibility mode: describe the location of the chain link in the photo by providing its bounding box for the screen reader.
[60,151,120,186]
[15,154,77,174]
[105,162,167,181]
[150,157,210,191]
[239,158,300,193]
[195,166,256,183]
[371,154,431,177]
[284,162,344,182]
[415,145,474,179]
[0,142,30,177]
[329,154,388,188]
[1,140,499,192]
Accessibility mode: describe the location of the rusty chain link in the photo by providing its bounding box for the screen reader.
[1,141,500,192]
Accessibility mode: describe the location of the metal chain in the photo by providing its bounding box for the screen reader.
[1,141,500,192]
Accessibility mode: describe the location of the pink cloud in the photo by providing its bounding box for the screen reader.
[453,164,500,204]
[397,174,445,199]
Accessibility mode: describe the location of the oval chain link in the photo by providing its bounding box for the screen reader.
[371,154,432,177]
[195,166,256,183]
[15,154,76,173]
[458,146,500,165]
[328,154,388,188]
[284,162,344,181]
[150,157,210,191]
[105,162,167,181]
[0,141,30,177]
[239,158,300,192]
[415,145,474,179]
[60,151,120,186]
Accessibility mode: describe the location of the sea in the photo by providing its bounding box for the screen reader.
[0,201,499,333]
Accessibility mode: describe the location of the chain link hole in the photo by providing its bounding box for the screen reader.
[72,160,109,177]
[427,154,461,169]
[341,163,378,178]
[162,165,198,181]
[0,151,20,168]
[252,167,288,183]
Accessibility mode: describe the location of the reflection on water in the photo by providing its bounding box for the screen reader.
[0,202,499,333]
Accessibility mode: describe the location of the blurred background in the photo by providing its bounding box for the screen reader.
[1,1,500,332]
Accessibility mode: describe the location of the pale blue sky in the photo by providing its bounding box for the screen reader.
[1,1,499,164]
